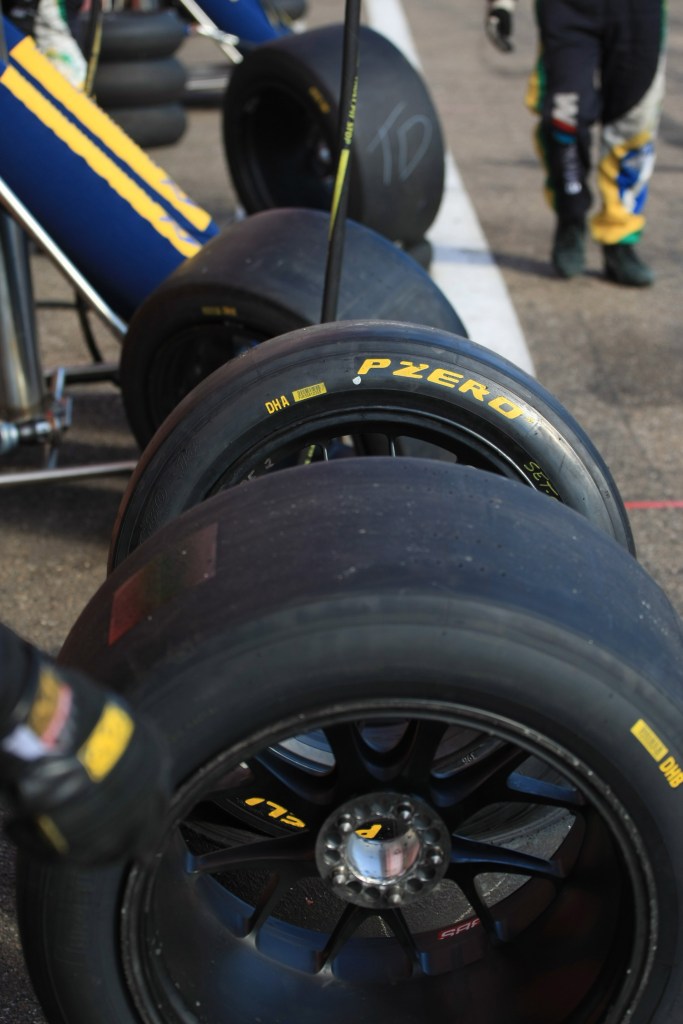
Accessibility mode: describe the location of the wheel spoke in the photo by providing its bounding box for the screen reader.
[246,869,305,936]
[450,834,564,882]
[451,874,499,936]
[431,744,529,824]
[323,723,384,794]
[321,718,449,799]
[315,903,372,972]
[398,719,449,782]
[506,771,585,809]
[377,908,422,971]
[248,748,336,816]
[182,802,259,848]
[188,829,315,875]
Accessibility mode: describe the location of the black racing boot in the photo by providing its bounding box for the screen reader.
[603,244,654,287]
[552,221,586,279]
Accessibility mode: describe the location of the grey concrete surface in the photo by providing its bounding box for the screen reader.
[1,0,682,1019]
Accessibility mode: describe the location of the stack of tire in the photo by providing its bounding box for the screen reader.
[19,317,683,1023]
[90,8,188,149]
[222,24,447,267]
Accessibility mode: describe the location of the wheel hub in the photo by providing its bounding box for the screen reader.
[315,793,451,908]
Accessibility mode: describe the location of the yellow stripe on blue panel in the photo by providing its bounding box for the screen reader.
[9,34,212,235]
[0,61,202,260]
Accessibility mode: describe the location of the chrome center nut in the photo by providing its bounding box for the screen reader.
[315,793,451,908]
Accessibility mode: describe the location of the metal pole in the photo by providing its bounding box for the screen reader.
[0,16,45,421]
[320,0,362,323]
[0,208,45,421]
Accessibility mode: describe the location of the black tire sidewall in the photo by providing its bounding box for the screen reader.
[106,103,187,148]
[119,210,466,446]
[92,10,187,61]
[223,25,445,241]
[18,598,683,1024]
[112,320,633,567]
[94,57,187,108]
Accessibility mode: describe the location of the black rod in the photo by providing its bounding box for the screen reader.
[320,0,362,323]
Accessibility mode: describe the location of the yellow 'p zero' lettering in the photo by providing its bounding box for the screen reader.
[282,814,306,828]
[488,396,524,419]
[427,367,465,388]
[244,797,305,828]
[355,824,382,839]
[458,379,490,400]
[393,361,430,379]
[356,358,391,376]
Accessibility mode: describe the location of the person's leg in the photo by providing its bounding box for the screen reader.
[526,0,601,277]
[594,0,666,286]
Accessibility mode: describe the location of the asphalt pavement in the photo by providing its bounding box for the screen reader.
[1,1,682,1019]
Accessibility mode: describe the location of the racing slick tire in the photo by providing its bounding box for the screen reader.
[222,24,445,245]
[93,57,187,108]
[17,457,683,1024]
[104,102,187,149]
[89,10,187,61]
[110,317,633,570]
[118,208,467,447]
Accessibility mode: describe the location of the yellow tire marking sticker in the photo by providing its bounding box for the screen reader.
[78,702,134,782]
[631,718,683,788]
[292,383,327,402]
[264,383,327,414]
[631,719,669,762]
[8,35,212,233]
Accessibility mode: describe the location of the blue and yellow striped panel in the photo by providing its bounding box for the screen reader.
[0,17,218,321]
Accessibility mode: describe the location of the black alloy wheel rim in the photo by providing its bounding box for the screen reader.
[147,324,267,425]
[234,84,336,213]
[121,701,654,1024]
[201,403,546,498]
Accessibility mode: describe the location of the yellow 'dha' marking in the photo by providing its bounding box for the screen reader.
[631,718,683,789]
[78,702,134,782]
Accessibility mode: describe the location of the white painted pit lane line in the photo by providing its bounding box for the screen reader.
[364,0,535,376]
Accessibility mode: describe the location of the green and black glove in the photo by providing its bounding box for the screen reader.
[486,0,515,53]
[0,626,170,865]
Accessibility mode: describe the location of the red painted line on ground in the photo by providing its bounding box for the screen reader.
[625,501,683,509]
